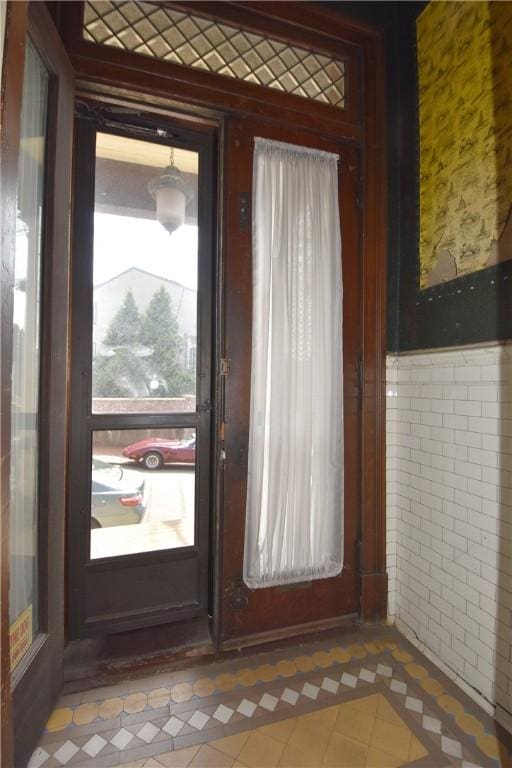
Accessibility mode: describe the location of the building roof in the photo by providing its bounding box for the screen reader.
[94,266,195,294]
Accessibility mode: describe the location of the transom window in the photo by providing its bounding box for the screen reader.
[83,1,346,109]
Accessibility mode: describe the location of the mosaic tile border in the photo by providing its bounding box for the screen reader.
[31,630,512,768]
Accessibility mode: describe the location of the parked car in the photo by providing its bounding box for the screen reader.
[122,436,196,470]
[91,458,146,528]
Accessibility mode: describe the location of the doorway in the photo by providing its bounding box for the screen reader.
[2,5,388,765]
[67,106,217,638]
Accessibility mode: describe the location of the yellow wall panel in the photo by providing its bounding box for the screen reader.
[418,1,512,289]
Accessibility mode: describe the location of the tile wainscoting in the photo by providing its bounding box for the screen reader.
[386,342,512,734]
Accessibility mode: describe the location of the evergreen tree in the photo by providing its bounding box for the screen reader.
[93,285,195,399]
[93,289,146,397]
[139,286,194,396]
[93,347,149,398]
[104,289,141,347]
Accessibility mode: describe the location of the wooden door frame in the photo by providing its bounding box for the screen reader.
[0,2,74,766]
[56,1,387,638]
[0,1,385,762]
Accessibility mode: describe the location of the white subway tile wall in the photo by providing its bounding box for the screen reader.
[387,344,512,729]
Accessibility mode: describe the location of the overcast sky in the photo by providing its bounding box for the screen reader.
[93,213,198,290]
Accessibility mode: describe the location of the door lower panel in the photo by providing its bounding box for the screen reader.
[85,556,202,628]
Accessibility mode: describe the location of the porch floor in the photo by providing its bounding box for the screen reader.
[30,626,511,768]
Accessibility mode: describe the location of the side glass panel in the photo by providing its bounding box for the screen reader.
[90,428,196,559]
[92,133,198,414]
[9,41,48,670]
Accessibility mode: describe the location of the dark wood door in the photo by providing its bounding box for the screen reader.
[220,116,361,642]
[67,109,216,637]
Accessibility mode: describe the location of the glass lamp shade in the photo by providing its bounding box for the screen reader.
[148,164,192,235]
[154,185,186,234]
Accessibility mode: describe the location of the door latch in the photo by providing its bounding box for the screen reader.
[220,358,231,376]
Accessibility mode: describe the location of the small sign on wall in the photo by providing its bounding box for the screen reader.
[10,605,33,670]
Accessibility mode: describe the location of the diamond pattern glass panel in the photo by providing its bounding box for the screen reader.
[83,1,345,108]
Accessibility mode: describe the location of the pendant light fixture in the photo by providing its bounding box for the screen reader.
[148,147,192,235]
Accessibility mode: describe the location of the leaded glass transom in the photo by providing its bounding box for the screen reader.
[83,1,345,109]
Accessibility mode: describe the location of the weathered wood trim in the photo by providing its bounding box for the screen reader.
[220,614,359,652]
[359,29,388,621]
[0,3,29,764]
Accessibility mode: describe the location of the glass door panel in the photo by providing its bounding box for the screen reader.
[9,40,48,670]
[92,133,198,414]
[90,428,196,559]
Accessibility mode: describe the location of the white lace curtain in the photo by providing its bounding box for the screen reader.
[243,137,344,589]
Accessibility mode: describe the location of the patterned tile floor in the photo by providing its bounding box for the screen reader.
[30,627,512,768]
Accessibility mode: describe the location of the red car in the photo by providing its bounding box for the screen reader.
[122,436,196,470]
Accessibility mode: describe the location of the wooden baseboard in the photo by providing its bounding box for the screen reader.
[220,613,359,652]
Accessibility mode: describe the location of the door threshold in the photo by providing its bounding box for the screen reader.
[220,613,359,652]
[63,616,215,692]
[63,614,364,694]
